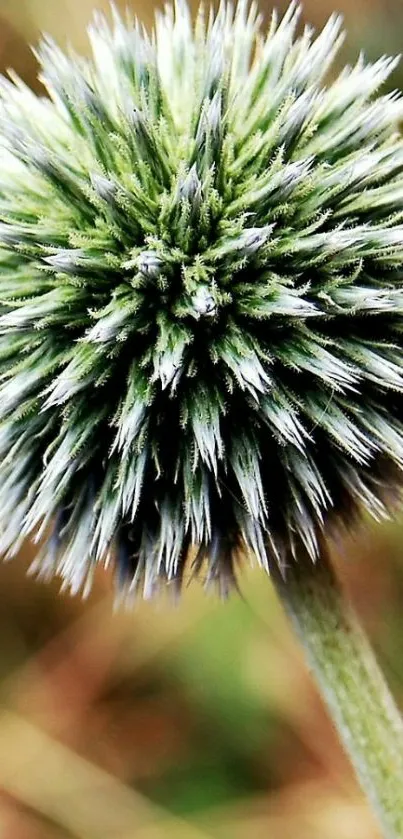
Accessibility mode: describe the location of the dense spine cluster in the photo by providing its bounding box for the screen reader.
[0,0,403,596]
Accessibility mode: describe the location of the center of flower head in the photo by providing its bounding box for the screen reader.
[89,155,239,365]
[136,250,217,322]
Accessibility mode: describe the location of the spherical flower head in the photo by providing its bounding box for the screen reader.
[0,0,403,597]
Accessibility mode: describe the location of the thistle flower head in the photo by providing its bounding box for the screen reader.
[1,0,403,597]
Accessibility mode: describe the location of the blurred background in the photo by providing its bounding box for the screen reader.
[0,0,402,837]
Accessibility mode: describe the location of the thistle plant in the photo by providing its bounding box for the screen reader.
[1,0,403,833]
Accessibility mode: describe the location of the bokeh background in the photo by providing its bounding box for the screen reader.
[0,1,402,837]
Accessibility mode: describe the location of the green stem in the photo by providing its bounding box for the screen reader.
[271,543,403,839]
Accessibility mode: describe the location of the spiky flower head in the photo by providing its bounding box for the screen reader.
[1,0,403,597]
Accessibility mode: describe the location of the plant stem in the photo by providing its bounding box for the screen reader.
[271,543,403,838]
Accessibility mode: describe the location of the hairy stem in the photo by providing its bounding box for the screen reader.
[272,544,403,838]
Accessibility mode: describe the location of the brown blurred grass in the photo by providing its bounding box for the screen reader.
[0,545,391,838]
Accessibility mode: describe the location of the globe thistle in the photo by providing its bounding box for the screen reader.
[1,0,403,598]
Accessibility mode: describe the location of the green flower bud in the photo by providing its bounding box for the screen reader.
[0,0,403,598]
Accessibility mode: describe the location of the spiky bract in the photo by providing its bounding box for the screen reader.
[0,1,403,596]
